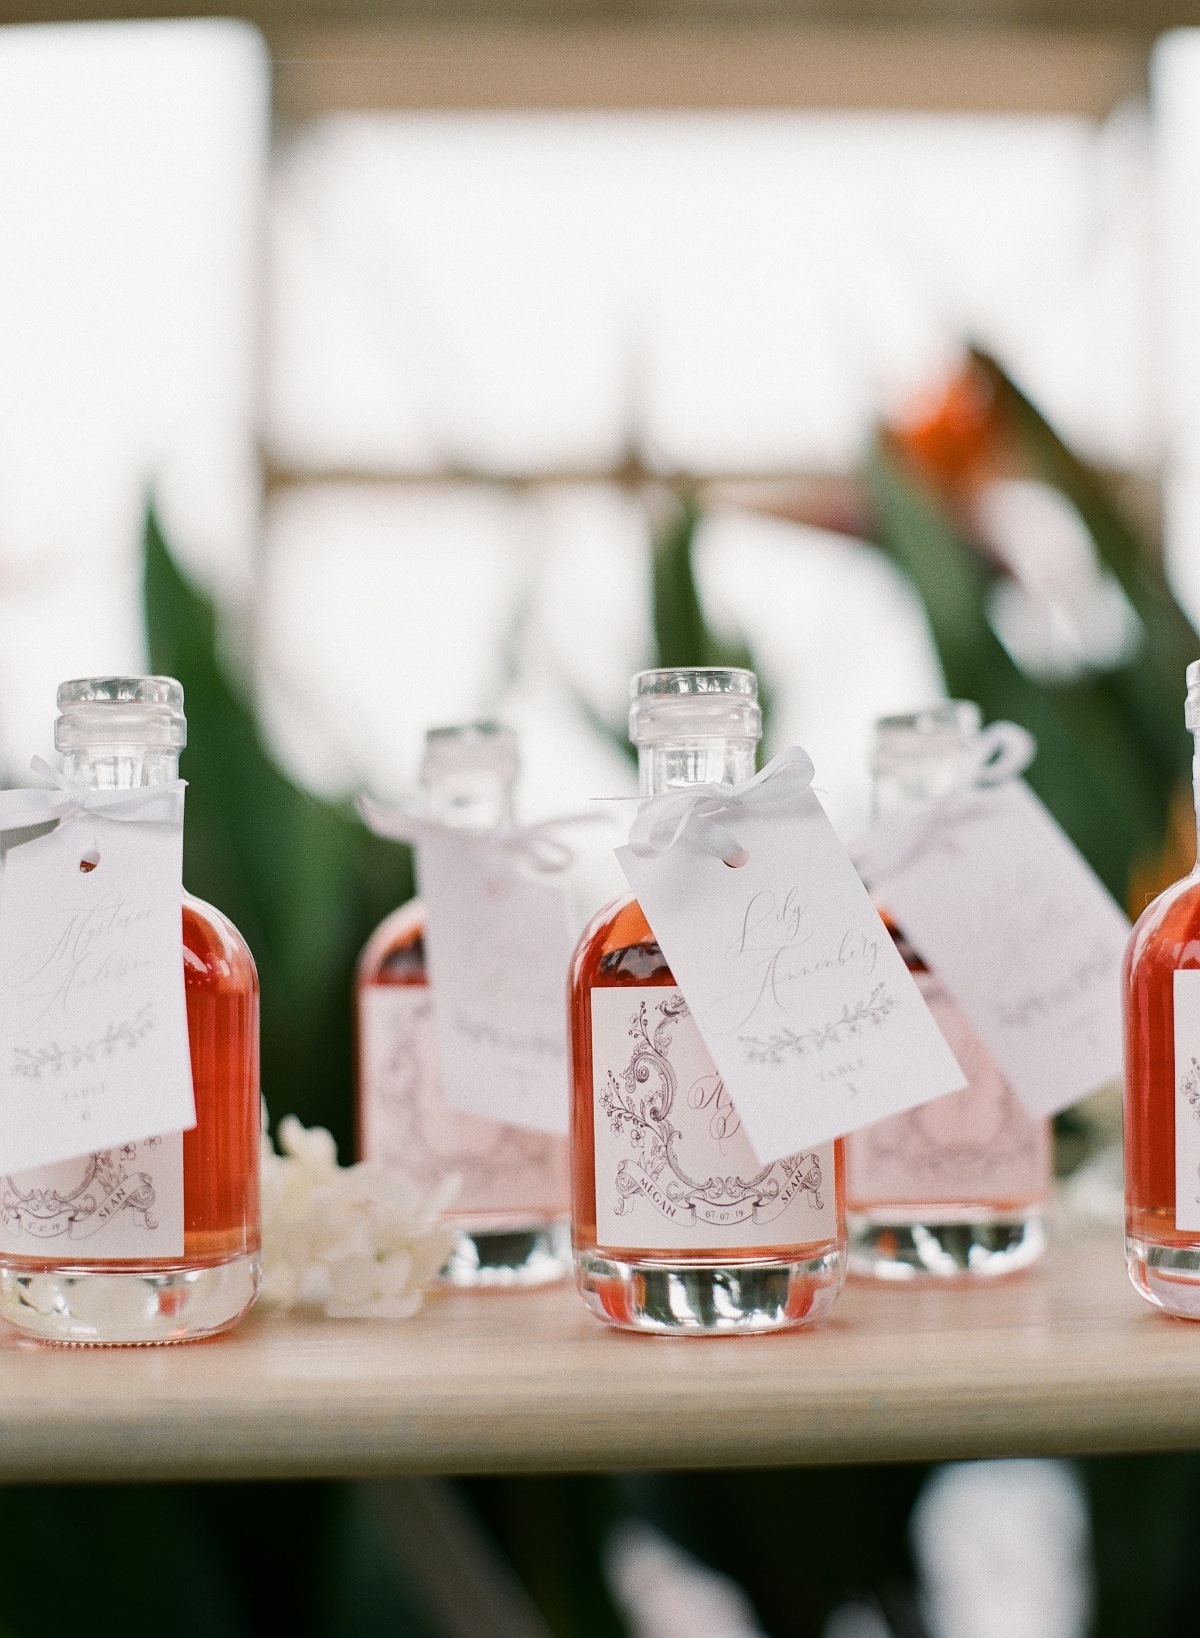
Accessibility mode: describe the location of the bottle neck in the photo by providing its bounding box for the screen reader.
[61,745,181,790]
[425,769,516,830]
[639,737,758,797]
[873,748,971,817]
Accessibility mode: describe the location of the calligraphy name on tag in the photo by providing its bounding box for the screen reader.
[616,789,966,1164]
[858,778,1129,1119]
[0,806,196,1174]
[416,832,575,1137]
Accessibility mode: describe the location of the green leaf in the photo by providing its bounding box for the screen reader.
[649,490,772,744]
[143,505,411,1151]
[977,349,1198,793]
[867,440,1169,902]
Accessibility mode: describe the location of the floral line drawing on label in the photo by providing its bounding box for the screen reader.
[0,1141,164,1241]
[600,994,825,1227]
[359,986,565,1214]
[12,1003,155,1080]
[738,984,897,1067]
[1181,1055,1200,1123]
[1177,1052,1200,1215]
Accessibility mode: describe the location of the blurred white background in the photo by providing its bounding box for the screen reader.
[0,17,1192,835]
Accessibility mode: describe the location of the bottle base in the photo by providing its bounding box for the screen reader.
[847,1209,1046,1281]
[0,1252,261,1346]
[439,1218,571,1289]
[574,1245,846,1334]
[1126,1233,1200,1319]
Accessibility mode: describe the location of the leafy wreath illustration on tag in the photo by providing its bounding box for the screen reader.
[852,981,1038,1186]
[738,983,896,1066]
[601,994,823,1226]
[11,1003,155,1080]
[0,1142,162,1242]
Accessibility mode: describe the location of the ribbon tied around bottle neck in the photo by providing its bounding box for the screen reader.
[357,795,604,875]
[850,720,1036,886]
[627,745,818,869]
[0,758,187,871]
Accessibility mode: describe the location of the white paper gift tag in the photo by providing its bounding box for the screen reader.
[0,786,195,1174]
[854,731,1130,1120]
[415,830,576,1137]
[615,750,966,1163]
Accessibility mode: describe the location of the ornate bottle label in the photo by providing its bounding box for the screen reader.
[846,974,1049,1209]
[590,986,837,1252]
[359,983,568,1220]
[0,1134,185,1258]
[1173,971,1200,1232]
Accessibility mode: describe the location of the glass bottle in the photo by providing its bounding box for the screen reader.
[1125,660,1200,1316]
[569,668,846,1334]
[0,677,260,1344]
[845,703,1052,1279]
[356,722,570,1287]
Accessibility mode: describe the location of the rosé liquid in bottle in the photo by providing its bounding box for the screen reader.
[846,704,1051,1280]
[0,677,260,1345]
[569,668,846,1334]
[1124,661,1200,1316]
[357,723,569,1287]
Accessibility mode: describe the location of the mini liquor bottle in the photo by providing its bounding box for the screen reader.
[0,678,261,1344]
[356,722,570,1286]
[846,704,1051,1279]
[569,668,845,1334]
[1125,660,1200,1316]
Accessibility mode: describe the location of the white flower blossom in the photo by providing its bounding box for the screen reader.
[259,1115,459,1319]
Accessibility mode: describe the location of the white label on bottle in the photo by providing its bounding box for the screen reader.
[591,986,838,1252]
[0,1133,185,1258]
[856,779,1128,1119]
[415,833,574,1137]
[359,982,567,1217]
[846,973,1050,1208]
[0,806,196,1173]
[1174,970,1200,1233]
[616,780,966,1163]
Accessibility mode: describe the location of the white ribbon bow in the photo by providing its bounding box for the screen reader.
[850,720,1036,885]
[357,796,603,875]
[627,746,817,869]
[0,757,186,833]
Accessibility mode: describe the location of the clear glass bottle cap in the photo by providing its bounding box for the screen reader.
[421,721,519,785]
[872,701,981,773]
[55,676,187,751]
[628,667,761,746]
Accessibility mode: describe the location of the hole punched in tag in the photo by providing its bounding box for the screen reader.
[78,847,100,874]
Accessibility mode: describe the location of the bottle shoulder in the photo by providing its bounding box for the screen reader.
[182,892,258,994]
[1126,870,1200,979]
[571,893,674,987]
[358,897,427,986]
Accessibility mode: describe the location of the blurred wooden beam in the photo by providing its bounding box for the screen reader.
[270,22,1148,116]
[0,1,1193,30]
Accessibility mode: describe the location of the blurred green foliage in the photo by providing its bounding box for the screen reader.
[868,353,1198,906]
[596,489,770,762]
[144,508,411,1153]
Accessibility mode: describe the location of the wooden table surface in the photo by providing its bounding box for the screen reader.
[2,1212,1198,1483]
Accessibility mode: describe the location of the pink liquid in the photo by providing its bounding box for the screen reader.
[569,894,844,1329]
[1125,872,1200,1249]
[846,916,1050,1217]
[356,899,568,1229]
[2,893,260,1273]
